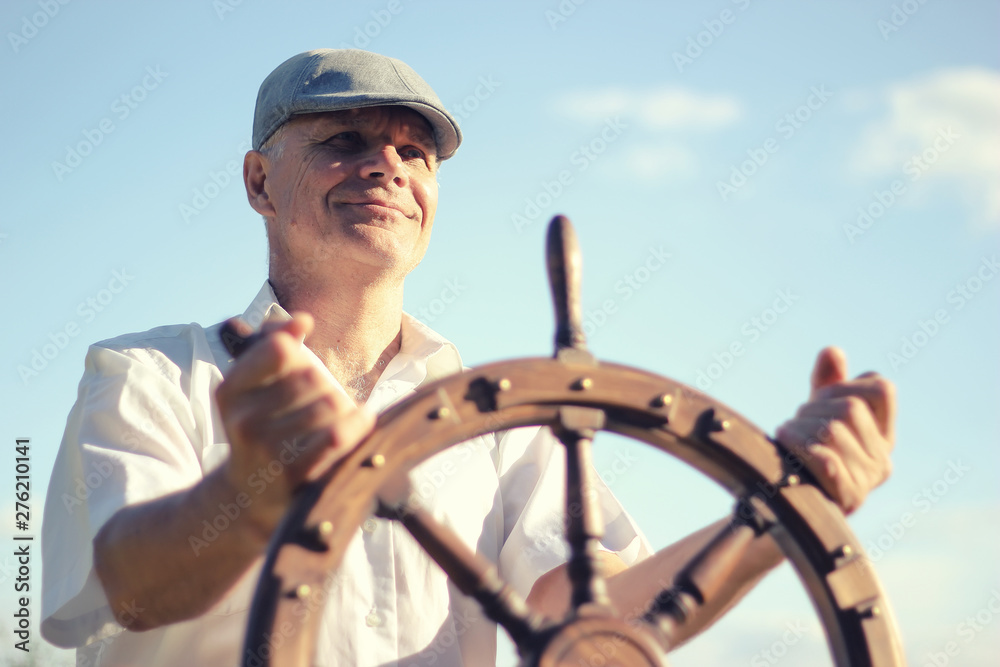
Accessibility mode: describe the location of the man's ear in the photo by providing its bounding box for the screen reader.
[244,150,276,217]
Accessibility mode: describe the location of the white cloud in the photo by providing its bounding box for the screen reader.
[637,89,741,130]
[852,68,1000,228]
[549,86,740,183]
[551,86,741,131]
[616,144,699,182]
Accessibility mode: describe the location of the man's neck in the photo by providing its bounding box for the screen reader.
[267,271,404,404]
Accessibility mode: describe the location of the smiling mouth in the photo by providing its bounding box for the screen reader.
[340,201,413,218]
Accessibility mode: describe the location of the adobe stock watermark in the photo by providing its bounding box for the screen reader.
[401,439,493,516]
[335,0,407,49]
[716,86,833,201]
[511,116,629,233]
[694,288,800,391]
[189,438,309,555]
[413,277,468,325]
[7,0,72,54]
[62,391,176,514]
[857,459,969,569]
[213,0,248,21]
[62,459,116,515]
[878,0,935,41]
[520,446,641,566]
[410,609,480,665]
[544,0,589,31]
[749,619,809,666]
[671,0,755,73]
[558,575,688,666]
[51,66,169,182]
[885,255,996,371]
[242,569,345,667]
[17,268,135,384]
[179,139,251,223]
[843,126,959,244]
[727,418,831,520]
[582,246,671,338]
[447,75,502,125]
[67,598,145,662]
[921,590,1000,667]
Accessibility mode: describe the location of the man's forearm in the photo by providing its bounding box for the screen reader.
[93,465,269,631]
[527,517,784,647]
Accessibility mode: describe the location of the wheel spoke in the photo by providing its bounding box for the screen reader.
[377,501,544,649]
[554,407,612,612]
[546,214,586,352]
[642,514,759,646]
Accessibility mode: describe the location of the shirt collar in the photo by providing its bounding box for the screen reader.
[242,281,293,329]
[241,280,464,388]
[399,312,464,380]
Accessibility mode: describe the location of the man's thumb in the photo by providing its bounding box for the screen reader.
[810,346,848,398]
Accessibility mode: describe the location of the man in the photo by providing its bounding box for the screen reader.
[41,49,894,666]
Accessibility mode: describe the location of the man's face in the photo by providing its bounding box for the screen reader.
[256,106,440,284]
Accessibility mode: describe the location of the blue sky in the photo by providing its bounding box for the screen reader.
[1,1,998,665]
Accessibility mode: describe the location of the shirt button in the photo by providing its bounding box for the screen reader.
[365,610,383,627]
[362,518,377,533]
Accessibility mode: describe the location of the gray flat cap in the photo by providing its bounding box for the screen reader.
[252,49,462,159]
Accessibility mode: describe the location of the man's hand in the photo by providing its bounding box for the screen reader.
[775,346,896,514]
[94,312,378,631]
[215,312,376,540]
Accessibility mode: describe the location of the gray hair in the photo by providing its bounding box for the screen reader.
[258,123,288,160]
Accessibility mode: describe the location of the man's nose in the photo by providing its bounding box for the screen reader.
[361,145,407,185]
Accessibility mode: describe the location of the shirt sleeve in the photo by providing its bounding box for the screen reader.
[41,340,214,648]
[494,426,653,601]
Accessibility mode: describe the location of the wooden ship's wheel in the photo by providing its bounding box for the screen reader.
[226,216,904,666]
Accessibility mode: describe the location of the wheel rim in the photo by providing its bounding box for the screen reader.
[233,216,904,667]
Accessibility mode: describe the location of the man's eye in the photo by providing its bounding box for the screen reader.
[326,131,362,145]
[399,146,427,160]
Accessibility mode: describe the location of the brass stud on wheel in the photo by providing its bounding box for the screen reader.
[861,604,882,619]
[362,454,386,468]
[573,377,593,391]
[652,393,673,408]
[834,544,854,560]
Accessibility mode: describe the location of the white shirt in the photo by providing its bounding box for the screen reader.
[41,282,651,666]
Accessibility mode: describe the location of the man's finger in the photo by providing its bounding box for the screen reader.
[219,332,307,395]
[262,391,360,442]
[802,443,862,514]
[219,315,316,393]
[260,311,313,341]
[775,419,865,514]
[242,365,342,421]
[221,313,314,360]
[810,346,848,400]
[220,317,259,357]
[811,375,896,442]
[794,396,891,458]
